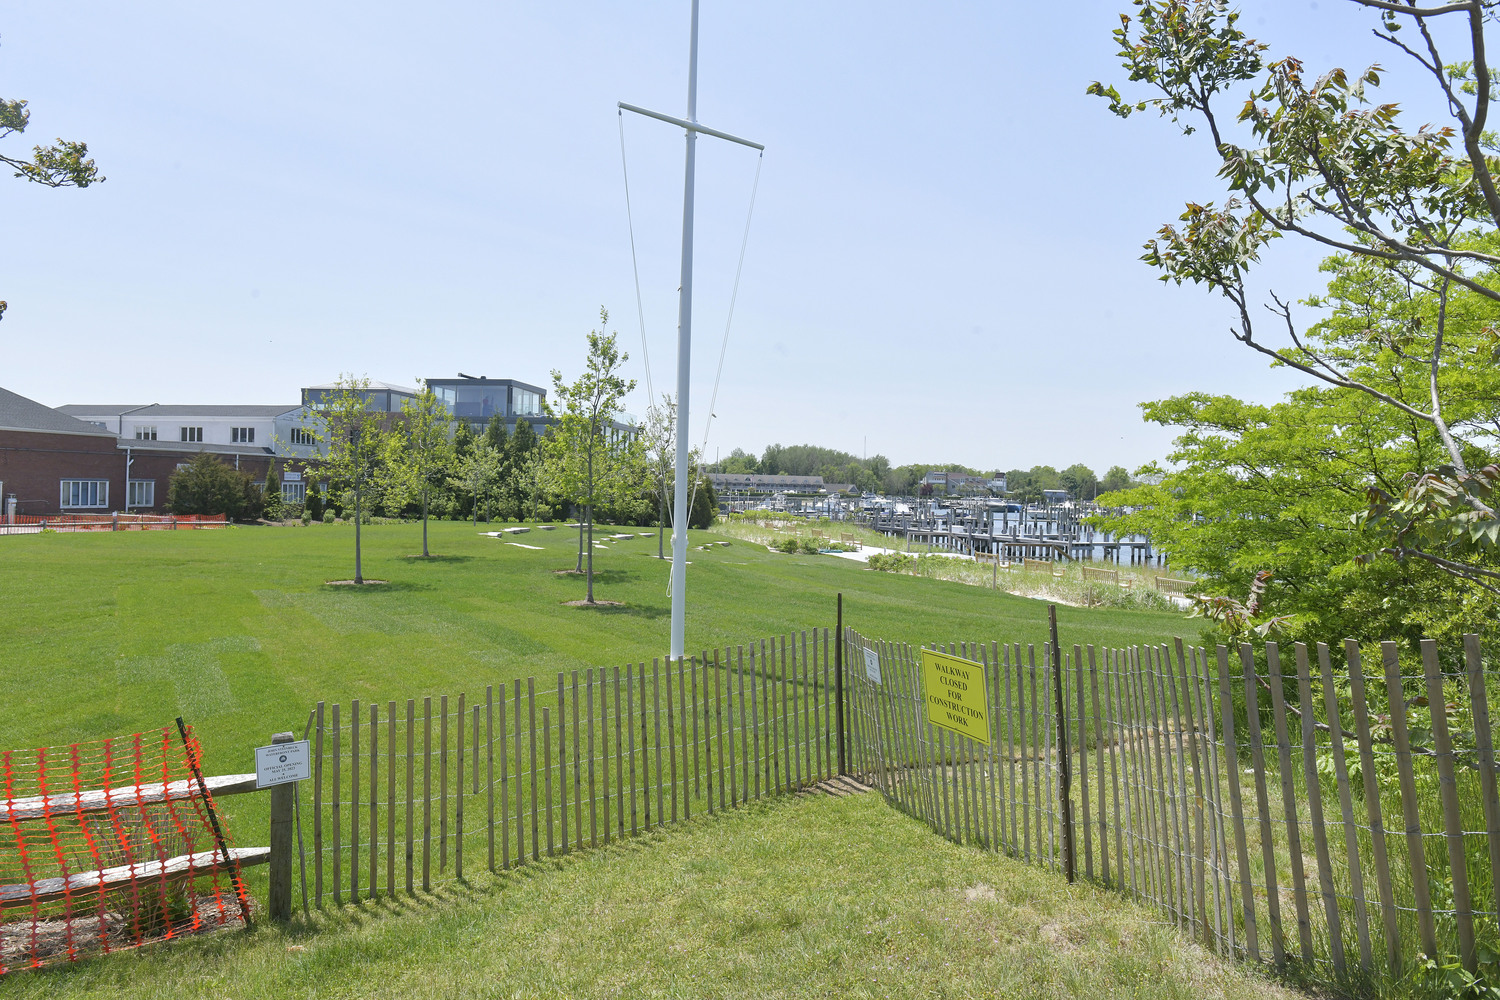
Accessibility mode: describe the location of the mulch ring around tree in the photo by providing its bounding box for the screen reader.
[324,580,390,586]
[561,599,625,607]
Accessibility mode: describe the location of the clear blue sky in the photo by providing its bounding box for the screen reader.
[2,2,1427,474]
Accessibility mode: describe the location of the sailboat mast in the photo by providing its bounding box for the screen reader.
[669,0,700,660]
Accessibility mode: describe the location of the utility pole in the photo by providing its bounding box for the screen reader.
[619,0,763,659]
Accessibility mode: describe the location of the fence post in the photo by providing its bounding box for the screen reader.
[1049,604,1075,883]
[836,593,847,776]
[268,730,296,922]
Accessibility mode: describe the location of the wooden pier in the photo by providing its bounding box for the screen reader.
[857,504,1156,564]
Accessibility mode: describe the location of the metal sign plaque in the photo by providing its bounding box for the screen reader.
[254,740,311,788]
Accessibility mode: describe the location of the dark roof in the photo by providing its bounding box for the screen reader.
[0,387,118,438]
[124,440,275,458]
[57,404,299,418]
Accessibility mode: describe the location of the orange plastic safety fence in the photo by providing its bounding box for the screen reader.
[0,725,248,973]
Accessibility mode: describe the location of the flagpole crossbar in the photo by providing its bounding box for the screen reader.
[617,102,764,150]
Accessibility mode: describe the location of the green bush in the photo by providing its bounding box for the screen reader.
[322,510,335,524]
[301,509,312,525]
[166,453,263,521]
[867,552,915,573]
[799,538,821,555]
[776,537,800,554]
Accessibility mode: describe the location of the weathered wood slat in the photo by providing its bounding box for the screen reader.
[423,697,432,891]
[587,669,598,850]
[351,699,361,902]
[489,684,497,870]
[1295,643,1344,975]
[1383,641,1437,960]
[314,701,325,907]
[332,702,343,906]
[0,846,271,909]
[1462,634,1500,971]
[1422,638,1475,972]
[1241,644,1285,964]
[3,773,259,822]
[1345,641,1400,970]
[1319,642,1371,971]
[405,699,414,895]
[1265,644,1312,963]
[1219,645,1259,962]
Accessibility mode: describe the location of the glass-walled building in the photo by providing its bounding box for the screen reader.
[425,377,547,430]
[300,381,417,412]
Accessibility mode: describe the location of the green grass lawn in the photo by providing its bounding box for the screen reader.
[0,518,1209,995]
[5,790,1292,1000]
[0,519,1185,773]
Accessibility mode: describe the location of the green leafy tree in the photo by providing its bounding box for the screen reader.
[1060,463,1099,501]
[550,307,637,604]
[263,463,285,521]
[1099,466,1132,495]
[391,380,455,557]
[448,439,503,527]
[1089,0,1500,587]
[688,475,718,530]
[166,453,261,521]
[643,396,677,559]
[311,374,389,584]
[503,417,539,520]
[1,86,103,323]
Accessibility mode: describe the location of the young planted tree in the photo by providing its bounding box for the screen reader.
[505,417,539,520]
[448,439,503,527]
[643,396,678,559]
[1090,0,1500,587]
[550,308,637,604]
[391,380,455,557]
[312,375,389,584]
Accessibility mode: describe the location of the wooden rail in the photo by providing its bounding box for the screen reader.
[1,848,269,909]
[4,774,256,822]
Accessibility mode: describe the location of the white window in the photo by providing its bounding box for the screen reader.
[282,481,307,503]
[128,480,155,507]
[134,426,157,441]
[60,480,109,508]
[232,427,255,443]
[290,427,315,446]
[181,426,203,443]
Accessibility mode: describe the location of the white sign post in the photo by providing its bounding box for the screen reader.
[863,646,882,684]
[254,739,310,789]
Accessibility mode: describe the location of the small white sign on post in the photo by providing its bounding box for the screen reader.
[254,740,311,789]
[863,646,882,684]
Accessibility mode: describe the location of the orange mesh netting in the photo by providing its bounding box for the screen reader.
[0,724,250,973]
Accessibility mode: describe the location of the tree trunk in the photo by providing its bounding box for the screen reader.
[421,486,429,557]
[586,432,595,603]
[658,482,665,559]
[576,506,585,573]
[354,477,363,585]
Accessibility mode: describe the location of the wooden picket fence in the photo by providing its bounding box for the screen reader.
[299,630,837,902]
[843,629,1500,985]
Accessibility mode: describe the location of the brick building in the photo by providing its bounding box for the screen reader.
[0,387,283,515]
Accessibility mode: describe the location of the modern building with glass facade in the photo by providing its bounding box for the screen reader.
[424,376,546,431]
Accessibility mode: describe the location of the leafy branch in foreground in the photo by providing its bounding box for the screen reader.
[1090,0,1500,584]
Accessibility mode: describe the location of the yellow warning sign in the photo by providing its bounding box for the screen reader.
[922,648,990,745]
